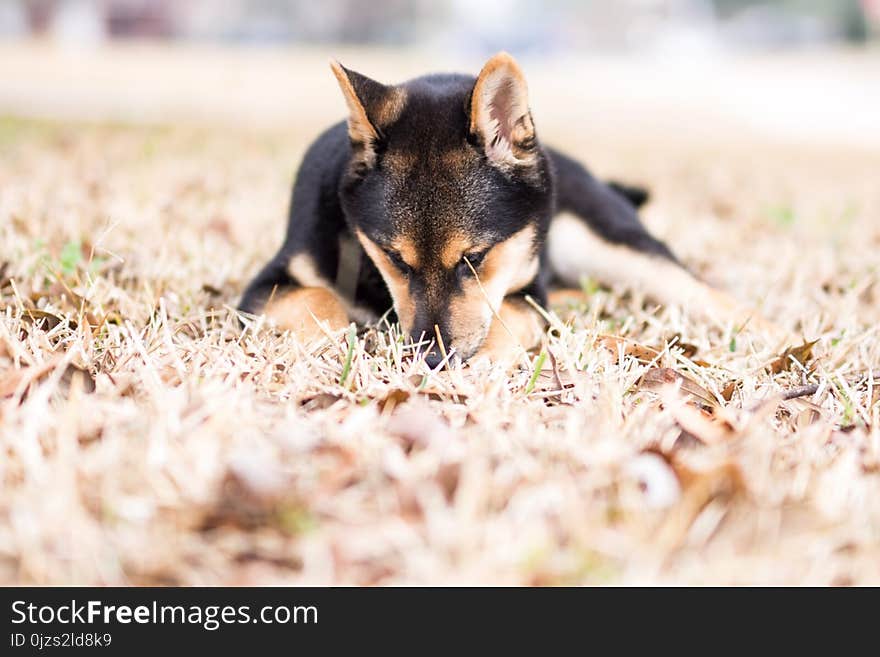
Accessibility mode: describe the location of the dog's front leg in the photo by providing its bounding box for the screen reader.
[473,296,546,364]
[262,287,349,344]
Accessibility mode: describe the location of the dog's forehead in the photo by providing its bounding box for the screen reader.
[383,155,490,233]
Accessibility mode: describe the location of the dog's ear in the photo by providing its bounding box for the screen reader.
[330,61,404,167]
[469,52,537,169]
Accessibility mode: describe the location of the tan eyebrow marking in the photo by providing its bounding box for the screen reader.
[439,233,473,270]
[390,236,420,269]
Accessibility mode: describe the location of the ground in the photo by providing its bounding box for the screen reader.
[0,45,879,585]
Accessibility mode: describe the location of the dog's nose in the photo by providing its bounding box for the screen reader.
[423,351,444,369]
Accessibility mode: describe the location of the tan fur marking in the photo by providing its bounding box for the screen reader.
[480,225,539,302]
[385,150,418,170]
[286,252,376,325]
[356,230,415,332]
[440,233,472,269]
[329,61,378,147]
[391,236,420,270]
[263,287,348,344]
[440,148,477,171]
[329,60,406,148]
[473,298,545,364]
[446,226,539,358]
[373,86,407,128]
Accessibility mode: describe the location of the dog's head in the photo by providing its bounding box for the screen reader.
[332,52,553,364]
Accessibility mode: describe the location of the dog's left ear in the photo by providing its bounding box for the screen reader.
[469,52,537,169]
[330,60,404,167]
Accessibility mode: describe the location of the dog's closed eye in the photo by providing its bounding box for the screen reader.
[458,250,488,276]
[384,249,412,274]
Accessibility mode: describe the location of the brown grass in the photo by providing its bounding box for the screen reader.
[1,48,879,585]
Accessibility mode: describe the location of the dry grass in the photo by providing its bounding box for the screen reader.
[1,85,879,585]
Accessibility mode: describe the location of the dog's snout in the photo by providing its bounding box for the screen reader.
[409,322,450,368]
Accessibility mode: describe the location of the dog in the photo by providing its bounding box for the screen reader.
[240,52,780,366]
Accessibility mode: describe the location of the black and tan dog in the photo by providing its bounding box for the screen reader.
[241,52,777,365]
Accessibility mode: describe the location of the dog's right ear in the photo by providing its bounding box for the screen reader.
[330,61,404,167]
[469,52,537,170]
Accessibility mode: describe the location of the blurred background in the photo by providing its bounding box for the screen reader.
[2,1,878,50]
[0,1,878,149]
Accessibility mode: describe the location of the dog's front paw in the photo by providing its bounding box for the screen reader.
[263,287,349,344]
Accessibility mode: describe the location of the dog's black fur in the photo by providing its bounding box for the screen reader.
[240,53,680,364]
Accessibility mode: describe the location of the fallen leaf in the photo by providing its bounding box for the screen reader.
[639,368,718,410]
[0,262,11,290]
[378,388,410,413]
[21,308,67,331]
[664,333,699,358]
[720,381,737,402]
[794,399,824,430]
[299,392,344,410]
[0,358,93,399]
[768,339,819,374]
[665,394,736,446]
[599,335,660,362]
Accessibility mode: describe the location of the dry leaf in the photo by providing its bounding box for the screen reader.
[720,380,737,402]
[665,394,736,445]
[639,368,718,410]
[0,261,10,289]
[768,339,819,374]
[599,335,660,362]
[300,393,344,410]
[0,359,95,400]
[378,388,410,413]
[21,308,66,331]
[793,399,824,430]
[664,333,699,358]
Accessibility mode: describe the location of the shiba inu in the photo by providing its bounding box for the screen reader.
[241,52,777,366]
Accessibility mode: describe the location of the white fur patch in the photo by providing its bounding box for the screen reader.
[546,213,775,332]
